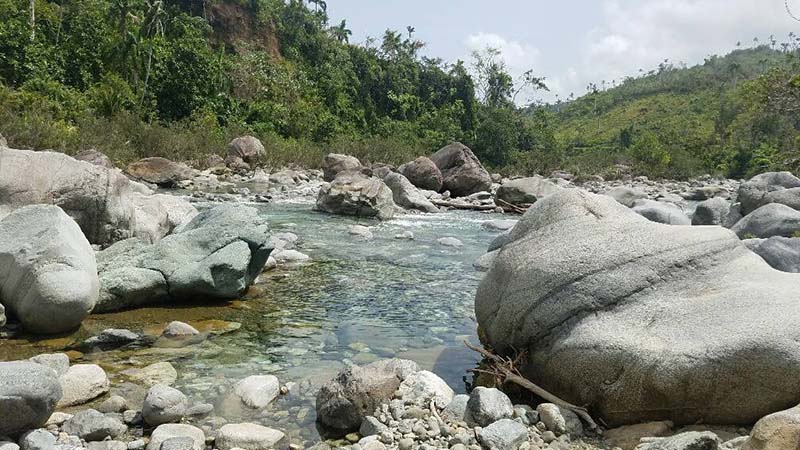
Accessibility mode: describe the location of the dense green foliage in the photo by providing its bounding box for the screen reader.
[1,0,799,179]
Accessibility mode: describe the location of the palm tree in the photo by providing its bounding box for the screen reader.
[329,19,351,43]
[139,0,166,105]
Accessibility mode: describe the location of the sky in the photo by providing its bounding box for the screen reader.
[326,0,800,104]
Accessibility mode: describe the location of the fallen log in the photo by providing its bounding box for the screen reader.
[496,198,530,214]
[432,200,497,211]
[464,340,601,434]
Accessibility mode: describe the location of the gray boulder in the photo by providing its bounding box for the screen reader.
[323,154,361,182]
[466,387,513,427]
[129,193,198,244]
[125,157,194,187]
[19,429,55,450]
[605,186,648,207]
[692,197,733,226]
[142,384,188,426]
[95,204,272,312]
[0,205,98,333]
[495,176,562,207]
[146,424,204,450]
[738,171,800,215]
[442,394,470,423]
[475,189,800,426]
[316,171,396,220]
[631,199,690,225]
[0,362,62,436]
[62,409,126,441]
[731,203,800,238]
[382,172,439,213]
[215,423,285,450]
[58,364,110,407]
[476,419,528,450]
[316,358,419,436]
[536,403,583,436]
[637,431,721,450]
[429,143,491,197]
[233,375,280,409]
[227,136,265,165]
[400,157,443,191]
[745,237,800,272]
[74,149,114,168]
[28,353,69,376]
[0,147,135,245]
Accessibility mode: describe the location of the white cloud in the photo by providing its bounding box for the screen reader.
[464,32,541,70]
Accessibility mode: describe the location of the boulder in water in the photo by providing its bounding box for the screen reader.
[316,171,396,220]
[382,172,439,213]
[429,143,491,197]
[400,157,443,192]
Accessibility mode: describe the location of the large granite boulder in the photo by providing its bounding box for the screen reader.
[323,154,362,182]
[0,147,135,245]
[692,197,734,226]
[316,359,419,437]
[130,193,198,244]
[227,136,265,165]
[400,157,443,192]
[742,404,800,450]
[382,172,439,213]
[94,204,272,312]
[738,172,800,215]
[0,205,98,333]
[605,186,647,207]
[126,157,195,187]
[429,143,491,197]
[0,361,62,436]
[74,149,114,168]
[316,171,396,220]
[631,199,690,225]
[495,176,562,207]
[745,237,800,273]
[731,203,800,238]
[475,189,800,427]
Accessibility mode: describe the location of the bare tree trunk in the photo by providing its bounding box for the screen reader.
[29,0,35,41]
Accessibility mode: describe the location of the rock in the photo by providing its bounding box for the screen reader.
[74,149,114,168]
[216,423,285,450]
[475,189,800,426]
[692,198,733,226]
[396,370,454,408]
[0,303,4,327]
[746,237,800,272]
[348,225,374,240]
[129,193,198,244]
[495,176,562,206]
[429,143,492,197]
[87,441,127,450]
[400,157,443,192]
[722,437,748,450]
[681,186,728,201]
[488,231,513,252]
[0,147,137,245]
[605,421,674,450]
[62,409,126,441]
[161,321,200,338]
[631,199,690,225]
[731,203,800,238]
[636,431,721,450]
[394,231,414,240]
[442,394,470,423]
[58,364,110,407]
[28,353,70,376]
[159,437,195,450]
[316,358,419,436]
[738,172,800,215]
[436,237,462,249]
[80,329,141,351]
[536,403,582,436]
[233,375,280,409]
[185,403,213,417]
[228,136,265,165]
[0,443,19,450]
[476,419,528,450]
[383,172,439,213]
[272,249,310,264]
[19,429,55,450]
[323,154,362,182]
[120,362,177,387]
[359,417,388,437]
[742,404,800,450]
[466,387,513,427]
[142,384,188,426]
[95,203,272,312]
[98,395,128,414]
[146,424,205,450]
[45,412,72,426]
[473,250,498,272]
[0,205,98,333]
[126,157,194,187]
[482,220,517,231]
[605,186,648,207]
[316,171,395,220]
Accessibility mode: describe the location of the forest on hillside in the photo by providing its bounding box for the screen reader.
[1,0,799,179]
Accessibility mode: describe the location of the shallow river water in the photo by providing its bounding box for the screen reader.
[1,195,504,444]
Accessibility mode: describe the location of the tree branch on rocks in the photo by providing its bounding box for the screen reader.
[464,340,601,433]
[431,200,497,211]
[496,199,529,214]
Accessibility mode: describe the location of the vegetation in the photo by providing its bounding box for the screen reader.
[0,0,799,179]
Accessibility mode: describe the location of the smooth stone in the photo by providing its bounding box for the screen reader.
[466,387,513,427]
[142,384,188,426]
[437,237,463,248]
[742,404,800,450]
[637,431,721,450]
[396,370,454,408]
[442,394,470,423]
[28,354,70,377]
[19,429,55,450]
[0,362,62,436]
[146,424,205,450]
[58,364,110,407]
[233,375,280,409]
[476,419,528,450]
[215,423,285,450]
[62,409,126,441]
[536,403,583,436]
[161,321,200,338]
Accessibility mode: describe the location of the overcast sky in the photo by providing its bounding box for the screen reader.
[327,0,800,103]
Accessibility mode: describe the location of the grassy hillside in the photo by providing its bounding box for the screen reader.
[548,47,800,179]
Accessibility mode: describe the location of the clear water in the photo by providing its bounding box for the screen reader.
[2,196,505,444]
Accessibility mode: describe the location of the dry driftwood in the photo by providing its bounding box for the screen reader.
[432,200,497,211]
[496,198,530,214]
[464,340,601,433]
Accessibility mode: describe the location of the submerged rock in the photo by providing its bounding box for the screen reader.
[0,205,98,333]
[95,203,272,312]
[475,189,800,426]
[0,361,62,436]
[316,171,396,220]
[429,143,492,197]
